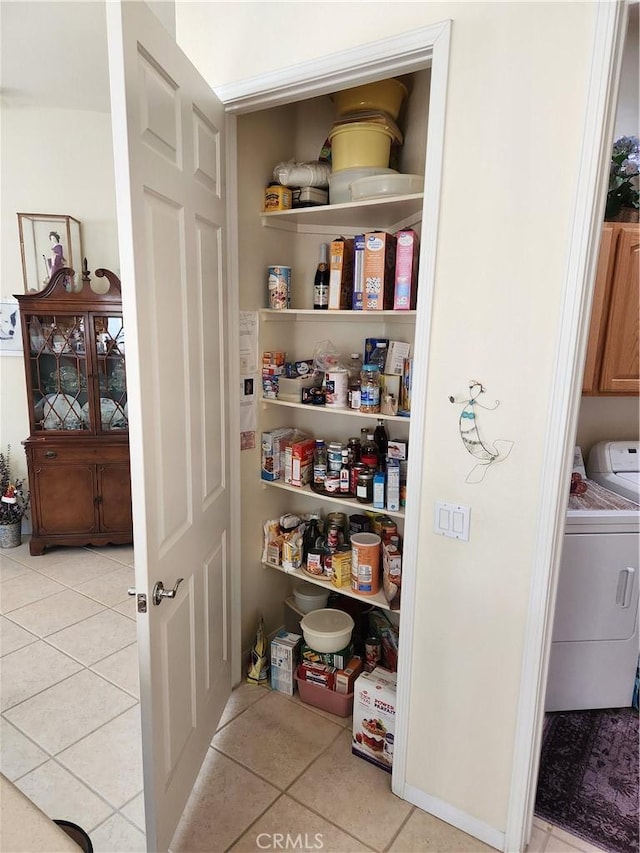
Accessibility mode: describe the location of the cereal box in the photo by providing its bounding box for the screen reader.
[393,229,419,310]
[352,668,397,772]
[328,238,355,310]
[261,427,294,481]
[363,232,396,311]
[270,631,302,696]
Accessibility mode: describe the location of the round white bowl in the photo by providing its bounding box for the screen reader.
[300,608,355,653]
[294,582,329,614]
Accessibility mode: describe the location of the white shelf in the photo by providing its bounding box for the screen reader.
[261,193,424,232]
[261,397,409,423]
[260,309,416,322]
[260,478,405,520]
[265,562,393,611]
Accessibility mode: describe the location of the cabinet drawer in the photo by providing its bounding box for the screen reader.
[27,444,129,465]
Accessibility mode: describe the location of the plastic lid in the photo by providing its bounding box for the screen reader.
[350,353,361,358]
[315,438,325,445]
[374,342,387,348]
[362,363,379,371]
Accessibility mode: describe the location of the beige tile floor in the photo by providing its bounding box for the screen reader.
[0,543,604,853]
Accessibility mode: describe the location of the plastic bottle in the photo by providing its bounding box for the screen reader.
[303,513,322,562]
[373,418,389,465]
[360,363,381,413]
[369,341,388,373]
[313,439,328,487]
[347,353,363,410]
[313,243,329,310]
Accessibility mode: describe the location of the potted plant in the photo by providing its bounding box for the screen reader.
[0,446,29,548]
[605,135,640,221]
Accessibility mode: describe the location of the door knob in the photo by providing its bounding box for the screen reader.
[152,578,184,606]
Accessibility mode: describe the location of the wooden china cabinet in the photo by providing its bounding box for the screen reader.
[15,266,133,555]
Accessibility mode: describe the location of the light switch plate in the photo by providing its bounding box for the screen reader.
[434,501,470,541]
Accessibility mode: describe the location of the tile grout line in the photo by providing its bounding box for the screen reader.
[382,805,415,853]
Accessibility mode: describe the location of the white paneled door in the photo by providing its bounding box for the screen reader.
[106,2,231,850]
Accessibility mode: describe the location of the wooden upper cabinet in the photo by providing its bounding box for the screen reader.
[582,223,639,396]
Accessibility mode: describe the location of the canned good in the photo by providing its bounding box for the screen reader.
[267,266,291,310]
[327,522,340,549]
[349,513,371,535]
[351,532,381,595]
[325,368,348,408]
[324,473,341,493]
[306,549,324,575]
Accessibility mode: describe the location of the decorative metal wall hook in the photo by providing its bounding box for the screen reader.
[449,380,514,483]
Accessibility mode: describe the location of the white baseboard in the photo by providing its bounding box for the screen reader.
[401,783,505,852]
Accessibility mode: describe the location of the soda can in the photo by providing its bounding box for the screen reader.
[267,266,291,310]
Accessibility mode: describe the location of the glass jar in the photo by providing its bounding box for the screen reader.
[356,466,374,503]
[360,364,381,413]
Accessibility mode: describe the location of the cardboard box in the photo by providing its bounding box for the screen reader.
[385,459,400,513]
[328,238,354,310]
[352,234,365,310]
[363,232,397,311]
[331,550,353,589]
[270,631,302,696]
[364,338,389,365]
[298,660,337,690]
[284,437,315,487]
[352,668,397,772]
[336,656,363,695]
[384,341,411,376]
[277,375,318,404]
[387,439,408,461]
[393,229,419,310]
[261,427,294,480]
[301,643,354,670]
[382,539,401,609]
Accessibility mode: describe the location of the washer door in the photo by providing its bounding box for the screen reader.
[553,533,638,642]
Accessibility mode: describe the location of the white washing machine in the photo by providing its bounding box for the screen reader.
[545,441,639,712]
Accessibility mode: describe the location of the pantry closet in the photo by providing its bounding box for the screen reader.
[235,69,432,652]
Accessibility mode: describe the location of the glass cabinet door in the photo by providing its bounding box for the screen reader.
[91,313,128,433]
[26,313,88,431]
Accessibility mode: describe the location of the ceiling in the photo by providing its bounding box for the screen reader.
[0,1,111,112]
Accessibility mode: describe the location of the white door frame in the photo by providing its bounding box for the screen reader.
[505,2,628,851]
[217,8,452,816]
[216,5,628,850]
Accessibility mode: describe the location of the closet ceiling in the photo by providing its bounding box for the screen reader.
[1,1,110,112]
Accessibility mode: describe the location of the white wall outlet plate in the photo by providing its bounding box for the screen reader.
[434,501,471,541]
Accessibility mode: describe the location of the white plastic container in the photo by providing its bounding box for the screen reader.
[300,608,355,653]
[328,167,396,205]
[294,582,330,614]
[350,173,424,201]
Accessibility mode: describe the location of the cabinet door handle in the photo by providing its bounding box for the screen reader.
[44,450,57,459]
[616,567,635,608]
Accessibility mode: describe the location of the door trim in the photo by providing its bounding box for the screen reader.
[504,2,628,850]
[215,22,451,113]
[217,16,451,820]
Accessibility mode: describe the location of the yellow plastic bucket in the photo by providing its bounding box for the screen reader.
[332,79,408,121]
[329,122,395,171]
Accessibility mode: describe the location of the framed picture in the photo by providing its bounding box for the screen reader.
[17,213,82,293]
[0,300,22,356]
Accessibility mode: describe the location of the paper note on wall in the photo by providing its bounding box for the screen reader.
[239,311,258,450]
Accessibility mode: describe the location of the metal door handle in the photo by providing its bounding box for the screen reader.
[152,578,184,606]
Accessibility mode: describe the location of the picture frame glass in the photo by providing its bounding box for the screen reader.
[18,213,82,293]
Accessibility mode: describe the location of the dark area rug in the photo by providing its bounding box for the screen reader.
[535,707,639,853]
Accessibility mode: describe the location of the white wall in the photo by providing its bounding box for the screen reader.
[0,106,119,482]
[177,0,606,837]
